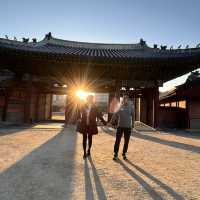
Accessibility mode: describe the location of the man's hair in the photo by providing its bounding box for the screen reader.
[123,95,129,99]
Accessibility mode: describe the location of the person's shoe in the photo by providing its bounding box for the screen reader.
[87,150,91,156]
[113,154,118,161]
[122,154,127,160]
[83,153,87,159]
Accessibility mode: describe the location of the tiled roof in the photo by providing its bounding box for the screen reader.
[160,72,200,101]
[0,33,200,60]
[159,89,176,101]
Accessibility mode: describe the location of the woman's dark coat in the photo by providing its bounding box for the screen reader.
[76,104,106,135]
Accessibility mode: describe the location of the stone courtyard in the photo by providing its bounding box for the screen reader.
[0,123,200,200]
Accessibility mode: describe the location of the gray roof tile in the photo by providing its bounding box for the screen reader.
[0,36,200,60]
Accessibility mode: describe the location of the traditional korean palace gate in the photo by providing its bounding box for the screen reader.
[0,32,200,127]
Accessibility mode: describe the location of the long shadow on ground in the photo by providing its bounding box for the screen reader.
[125,160,184,200]
[0,127,77,200]
[118,160,185,200]
[88,157,107,200]
[0,126,33,136]
[101,127,200,154]
[117,160,163,199]
[84,157,107,200]
[84,159,95,200]
[101,126,188,199]
[160,129,200,140]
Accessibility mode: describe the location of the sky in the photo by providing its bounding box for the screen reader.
[0,0,200,92]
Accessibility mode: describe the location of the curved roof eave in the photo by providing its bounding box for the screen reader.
[0,34,200,62]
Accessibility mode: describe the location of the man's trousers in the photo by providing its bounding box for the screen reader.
[114,127,131,155]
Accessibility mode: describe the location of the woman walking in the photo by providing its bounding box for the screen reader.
[77,95,107,159]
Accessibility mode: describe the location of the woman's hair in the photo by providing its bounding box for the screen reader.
[86,95,94,103]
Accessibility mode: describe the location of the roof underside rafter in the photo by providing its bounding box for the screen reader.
[0,33,200,85]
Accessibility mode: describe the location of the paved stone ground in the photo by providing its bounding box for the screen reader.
[0,124,200,200]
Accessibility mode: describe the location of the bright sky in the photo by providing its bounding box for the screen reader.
[0,0,200,92]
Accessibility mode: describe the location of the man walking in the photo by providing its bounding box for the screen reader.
[110,95,134,160]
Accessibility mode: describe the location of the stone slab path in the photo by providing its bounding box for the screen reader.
[0,124,200,200]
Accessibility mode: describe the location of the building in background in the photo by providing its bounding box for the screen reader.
[52,95,66,112]
[159,71,200,129]
[94,93,109,113]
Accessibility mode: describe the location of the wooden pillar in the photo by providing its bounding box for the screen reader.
[140,95,147,124]
[65,95,70,124]
[141,87,159,128]
[24,87,32,123]
[2,93,8,121]
[146,89,154,127]
[35,92,39,122]
[49,94,53,120]
[186,97,190,129]
[135,97,140,121]
[153,87,159,128]
[24,77,36,123]
[36,93,44,122]
[65,94,77,124]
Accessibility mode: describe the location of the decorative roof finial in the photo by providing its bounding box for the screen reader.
[160,45,167,50]
[140,38,146,46]
[32,38,37,43]
[22,38,29,43]
[45,32,52,40]
[196,43,200,48]
[178,45,182,49]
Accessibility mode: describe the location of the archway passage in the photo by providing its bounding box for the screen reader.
[0,33,200,127]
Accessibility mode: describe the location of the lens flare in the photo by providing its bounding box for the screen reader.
[75,90,95,101]
[76,90,87,100]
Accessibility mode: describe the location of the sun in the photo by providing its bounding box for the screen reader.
[76,90,88,100]
[75,90,95,101]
